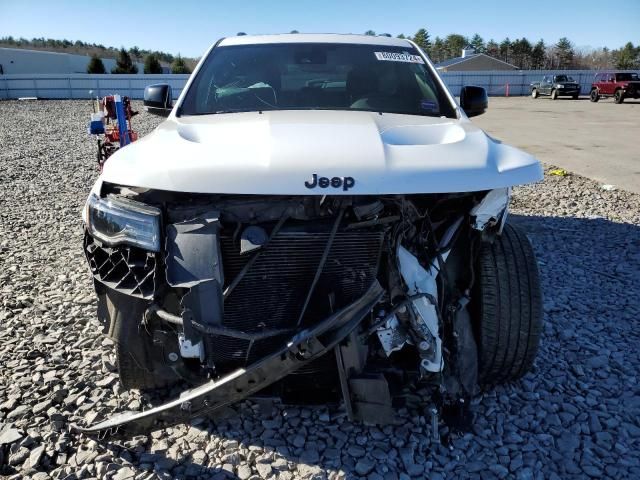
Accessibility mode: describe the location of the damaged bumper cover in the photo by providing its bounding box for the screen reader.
[71,280,383,436]
[470,187,510,232]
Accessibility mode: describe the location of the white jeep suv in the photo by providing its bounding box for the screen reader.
[78,34,543,435]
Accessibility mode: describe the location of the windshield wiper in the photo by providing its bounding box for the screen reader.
[182,108,450,118]
[182,110,252,116]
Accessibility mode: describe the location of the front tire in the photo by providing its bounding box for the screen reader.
[531,88,539,99]
[614,89,624,104]
[590,89,600,102]
[550,89,558,100]
[475,224,543,386]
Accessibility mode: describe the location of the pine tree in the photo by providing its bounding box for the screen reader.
[555,37,574,69]
[431,37,445,63]
[364,30,376,36]
[397,34,406,39]
[412,28,431,53]
[112,48,138,74]
[470,33,485,53]
[444,34,468,58]
[531,40,546,69]
[171,55,191,74]
[144,54,163,74]
[511,38,532,69]
[614,42,639,69]
[87,54,106,74]
[499,38,512,63]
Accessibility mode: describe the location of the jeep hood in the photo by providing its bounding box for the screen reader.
[99,110,542,194]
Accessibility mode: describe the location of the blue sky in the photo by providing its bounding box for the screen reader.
[1,0,638,57]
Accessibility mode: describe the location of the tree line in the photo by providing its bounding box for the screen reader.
[366,30,640,70]
[86,49,191,74]
[0,36,194,74]
[3,33,639,73]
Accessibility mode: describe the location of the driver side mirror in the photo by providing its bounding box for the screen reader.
[144,83,173,116]
[460,85,488,117]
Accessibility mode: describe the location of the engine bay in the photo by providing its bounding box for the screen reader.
[77,184,512,434]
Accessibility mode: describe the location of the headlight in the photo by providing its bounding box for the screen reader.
[557,84,565,88]
[87,194,161,251]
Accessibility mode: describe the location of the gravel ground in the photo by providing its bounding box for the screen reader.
[1,100,639,479]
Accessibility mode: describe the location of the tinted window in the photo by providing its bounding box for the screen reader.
[180,43,456,118]
[555,75,568,82]
[616,73,639,81]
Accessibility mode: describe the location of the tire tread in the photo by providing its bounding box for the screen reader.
[477,224,542,385]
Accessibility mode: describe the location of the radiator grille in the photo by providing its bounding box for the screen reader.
[208,227,383,369]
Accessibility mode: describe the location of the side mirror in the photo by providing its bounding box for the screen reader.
[460,85,488,118]
[144,84,173,116]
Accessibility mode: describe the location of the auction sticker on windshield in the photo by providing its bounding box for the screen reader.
[374,52,425,63]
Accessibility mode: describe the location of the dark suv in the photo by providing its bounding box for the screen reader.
[531,74,581,100]
[590,72,640,103]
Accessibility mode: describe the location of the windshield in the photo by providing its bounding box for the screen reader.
[555,75,574,82]
[180,43,456,118]
[616,73,639,81]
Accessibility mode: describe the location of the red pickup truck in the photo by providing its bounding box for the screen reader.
[590,72,640,103]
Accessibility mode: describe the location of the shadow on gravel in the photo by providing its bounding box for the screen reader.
[82,214,640,479]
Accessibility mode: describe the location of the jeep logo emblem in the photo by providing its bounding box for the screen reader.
[305,173,355,191]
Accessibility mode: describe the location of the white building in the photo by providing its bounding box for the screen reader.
[0,47,146,75]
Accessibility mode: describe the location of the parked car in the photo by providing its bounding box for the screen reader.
[75,34,543,435]
[590,72,640,103]
[530,74,581,99]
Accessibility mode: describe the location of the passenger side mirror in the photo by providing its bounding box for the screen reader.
[144,84,173,116]
[460,85,488,118]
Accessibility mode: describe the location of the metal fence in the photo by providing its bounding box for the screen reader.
[0,74,189,100]
[440,70,638,96]
[1,70,639,100]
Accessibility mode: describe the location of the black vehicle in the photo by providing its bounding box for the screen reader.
[531,74,581,100]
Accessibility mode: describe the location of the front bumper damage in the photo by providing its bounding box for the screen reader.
[71,281,383,436]
[78,187,515,437]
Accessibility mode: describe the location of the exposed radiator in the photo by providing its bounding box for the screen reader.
[209,226,384,369]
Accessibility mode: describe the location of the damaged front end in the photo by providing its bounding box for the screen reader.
[76,185,511,435]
